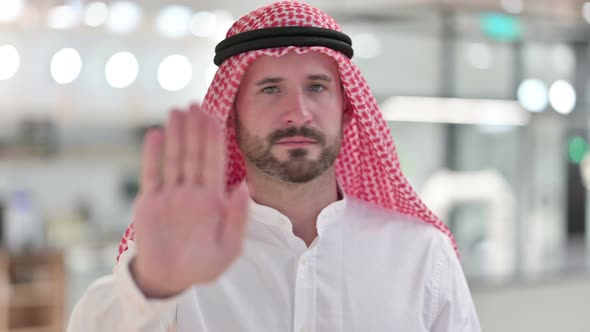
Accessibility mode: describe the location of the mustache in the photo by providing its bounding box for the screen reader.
[268,126,326,145]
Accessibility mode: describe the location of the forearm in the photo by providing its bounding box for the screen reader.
[67,246,182,332]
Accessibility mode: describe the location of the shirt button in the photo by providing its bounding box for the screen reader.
[299,328,306,332]
[300,256,308,265]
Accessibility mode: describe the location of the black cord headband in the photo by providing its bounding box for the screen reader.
[214,26,354,66]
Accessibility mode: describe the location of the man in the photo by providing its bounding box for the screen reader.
[68,2,481,331]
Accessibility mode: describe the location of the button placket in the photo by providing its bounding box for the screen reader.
[293,248,317,332]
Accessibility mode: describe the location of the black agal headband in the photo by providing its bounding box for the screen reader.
[214,26,354,66]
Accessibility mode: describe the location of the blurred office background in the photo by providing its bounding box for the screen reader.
[0,0,589,331]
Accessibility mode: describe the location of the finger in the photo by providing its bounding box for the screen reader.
[140,128,164,194]
[220,181,250,256]
[163,110,185,187]
[189,102,200,113]
[184,105,205,184]
[202,114,226,192]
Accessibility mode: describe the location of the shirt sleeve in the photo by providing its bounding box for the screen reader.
[429,235,482,332]
[67,241,189,332]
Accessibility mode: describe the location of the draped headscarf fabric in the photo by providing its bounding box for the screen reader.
[117,1,458,261]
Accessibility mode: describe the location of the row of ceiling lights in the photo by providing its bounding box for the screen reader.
[0,1,228,93]
[0,41,577,114]
[500,0,590,22]
[0,45,217,93]
[518,79,576,115]
[0,1,235,42]
[3,0,590,35]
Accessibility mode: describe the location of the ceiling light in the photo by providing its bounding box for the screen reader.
[0,0,25,23]
[0,45,20,80]
[158,55,193,91]
[105,51,139,88]
[51,48,82,84]
[85,2,109,27]
[156,5,192,39]
[549,80,576,115]
[517,79,548,113]
[48,5,79,29]
[106,1,141,34]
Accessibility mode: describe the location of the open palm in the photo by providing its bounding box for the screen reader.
[130,104,249,298]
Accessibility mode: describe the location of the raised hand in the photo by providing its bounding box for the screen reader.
[130,104,250,298]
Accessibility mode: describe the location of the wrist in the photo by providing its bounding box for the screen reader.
[129,257,185,299]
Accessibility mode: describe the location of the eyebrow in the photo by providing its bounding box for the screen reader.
[307,74,332,82]
[255,77,284,86]
[254,74,333,86]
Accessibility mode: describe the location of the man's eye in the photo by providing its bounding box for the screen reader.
[262,86,279,94]
[309,84,325,92]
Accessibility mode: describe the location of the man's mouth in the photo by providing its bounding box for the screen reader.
[276,137,318,145]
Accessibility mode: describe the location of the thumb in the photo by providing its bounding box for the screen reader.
[221,181,250,256]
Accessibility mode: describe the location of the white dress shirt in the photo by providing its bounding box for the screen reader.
[68,196,481,332]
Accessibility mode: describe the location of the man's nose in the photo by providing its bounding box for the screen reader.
[281,90,313,127]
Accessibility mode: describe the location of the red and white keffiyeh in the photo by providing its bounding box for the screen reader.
[117,1,458,261]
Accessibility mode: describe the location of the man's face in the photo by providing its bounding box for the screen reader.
[234,51,346,183]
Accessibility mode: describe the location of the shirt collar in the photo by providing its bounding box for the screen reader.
[247,186,349,234]
[248,197,293,231]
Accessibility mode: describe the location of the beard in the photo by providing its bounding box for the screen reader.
[235,118,342,184]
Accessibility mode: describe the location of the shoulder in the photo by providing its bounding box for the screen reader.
[343,197,453,251]
[70,275,117,322]
[339,197,460,279]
